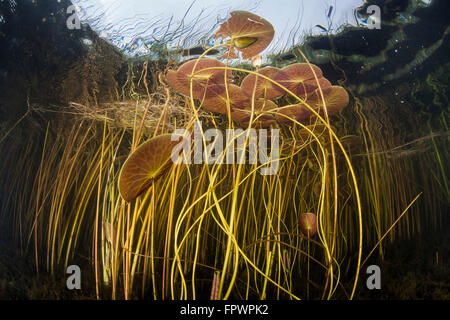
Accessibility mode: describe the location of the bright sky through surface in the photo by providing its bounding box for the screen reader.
[72,0,366,57]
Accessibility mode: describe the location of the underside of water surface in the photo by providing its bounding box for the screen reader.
[0,0,448,300]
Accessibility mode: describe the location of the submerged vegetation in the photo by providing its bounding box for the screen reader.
[0,2,448,300]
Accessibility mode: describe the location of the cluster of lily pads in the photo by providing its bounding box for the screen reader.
[166,59,349,128]
[119,11,349,239]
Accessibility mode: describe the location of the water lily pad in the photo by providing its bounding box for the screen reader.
[166,58,232,99]
[202,84,250,114]
[272,63,328,98]
[275,104,312,125]
[118,134,182,202]
[215,11,275,59]
[240,67,281,99]
[166,69,191,97]
[306,85,349,115]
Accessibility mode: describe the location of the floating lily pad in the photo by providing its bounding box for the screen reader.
[118,134,183,202]
[166,58,232,99]
[272,63,328,98]
[303,77,332,92]
[166,69,191,97]
[275,104,312,125]
[202,84,250,114]
[240,67,281,99]
[306,85,349,115]
[215,11,275,59]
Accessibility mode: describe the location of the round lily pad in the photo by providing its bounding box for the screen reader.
[118,134,183,202]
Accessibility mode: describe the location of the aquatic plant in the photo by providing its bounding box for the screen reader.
[230,98,277,128]
[306,85,349,115]
[215,11,275,59]
[202,84,250,114]
[271,63,329,98]
[116,10,364,300]
[165,55,349,129]
[240,66,280,99]
[166,58,232,99]
[1,7,445,303]
[118,134,183,202]
[275,103,312,125]
[298,213,318,237]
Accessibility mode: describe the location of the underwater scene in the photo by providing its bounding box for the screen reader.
[0,0,448,302]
